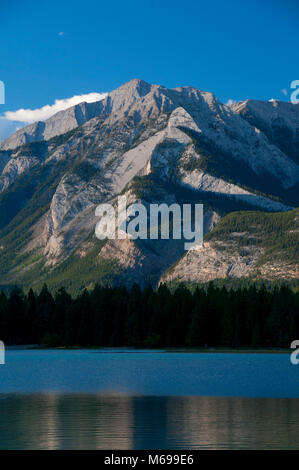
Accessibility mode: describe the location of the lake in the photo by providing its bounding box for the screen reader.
[0,349,298,449]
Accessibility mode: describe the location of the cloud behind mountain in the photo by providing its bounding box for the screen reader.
[4,92,107,123]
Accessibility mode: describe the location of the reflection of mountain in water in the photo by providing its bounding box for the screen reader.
[0,394,298,449]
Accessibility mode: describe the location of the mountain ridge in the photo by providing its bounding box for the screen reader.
[0,79,298,293]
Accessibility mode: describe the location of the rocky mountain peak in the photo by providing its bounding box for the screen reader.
[113,78,154,97]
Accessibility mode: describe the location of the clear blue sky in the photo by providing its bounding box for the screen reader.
[1,0,298,113]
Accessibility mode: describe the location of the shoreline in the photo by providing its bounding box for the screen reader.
[5,345,292,354]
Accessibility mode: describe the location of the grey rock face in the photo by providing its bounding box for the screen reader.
[161,225,299,285]
[0,151,11,174]
[0,155,39,193]
[232,99,299,164]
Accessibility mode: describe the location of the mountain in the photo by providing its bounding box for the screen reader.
[0,79,298,293]
[0,100,105,151]
[232,99,299,165]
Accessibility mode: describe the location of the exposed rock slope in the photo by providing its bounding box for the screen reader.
[232,99,299,165]
[162,208,299,284]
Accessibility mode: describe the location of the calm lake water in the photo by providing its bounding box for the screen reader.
[0,349,298,449]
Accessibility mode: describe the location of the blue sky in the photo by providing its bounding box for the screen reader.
[0,0,298,121]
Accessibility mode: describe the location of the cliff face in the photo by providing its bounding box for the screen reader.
[0,79,298,293]
[162,208,299,285]
[232,99,299,165]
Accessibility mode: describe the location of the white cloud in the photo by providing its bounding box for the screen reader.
[4,92,108,123]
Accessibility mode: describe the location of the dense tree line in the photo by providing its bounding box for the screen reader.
[0,283,298,348]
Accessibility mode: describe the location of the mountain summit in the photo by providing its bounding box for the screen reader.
[0,79,298,292]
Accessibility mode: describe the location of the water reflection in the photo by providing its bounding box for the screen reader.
[0,394,298,449]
